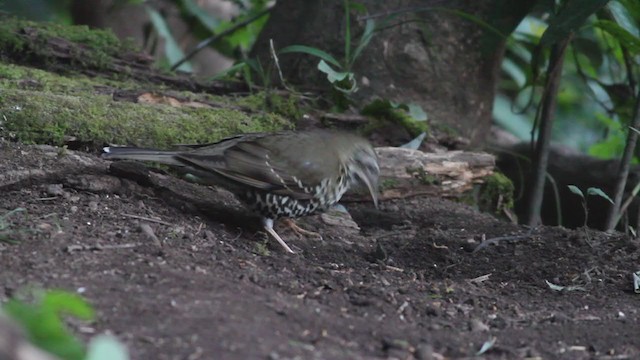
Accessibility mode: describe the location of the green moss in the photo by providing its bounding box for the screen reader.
[407,167,440,185]
[235,92,302,120]
[361,99,428,137]
[0,17,136,70]
[477,172,515,216]
[0,89,291,148]
[0,63,144,93]
[380,179,399,190]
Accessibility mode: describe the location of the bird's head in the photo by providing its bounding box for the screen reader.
[344,140,380,208]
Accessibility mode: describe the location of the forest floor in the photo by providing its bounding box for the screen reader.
[1,140,640,360]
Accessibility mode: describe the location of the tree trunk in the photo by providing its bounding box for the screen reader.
[253,0,535,146]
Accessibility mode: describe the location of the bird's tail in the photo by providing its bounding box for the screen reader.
[102,147,183,166]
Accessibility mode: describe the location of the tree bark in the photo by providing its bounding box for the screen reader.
[253,0,535,146]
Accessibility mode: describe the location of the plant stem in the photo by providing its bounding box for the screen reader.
[523,34,572,226]
[604,85,640,231]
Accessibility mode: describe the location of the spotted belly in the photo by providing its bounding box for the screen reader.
[241,191,326,219]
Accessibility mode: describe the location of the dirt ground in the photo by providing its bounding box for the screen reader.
[1,140,640,360]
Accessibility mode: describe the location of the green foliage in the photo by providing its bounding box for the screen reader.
[278,0,376,108]
[496,0,640,159]
[568,185,613,228]
[146,7,192,72]
[3,290,95,360]
[2,289,130,360]
[146,0,270,72]
[477,172,516,217]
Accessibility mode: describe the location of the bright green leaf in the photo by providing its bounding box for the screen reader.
[587,187,614,203]
[42,290,95,321]
[593,20,640,55]
[567,185,585,198]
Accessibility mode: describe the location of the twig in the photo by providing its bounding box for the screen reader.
[66,243,141,252]
[269,38,292,92]
[121,213,173,226]
[468,273,492,283]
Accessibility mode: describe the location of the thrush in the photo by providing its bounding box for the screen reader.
[102,130,380,253]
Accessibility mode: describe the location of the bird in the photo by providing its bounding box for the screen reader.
[102,130,380,253]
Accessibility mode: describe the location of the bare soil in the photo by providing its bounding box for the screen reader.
[1,141,640,360]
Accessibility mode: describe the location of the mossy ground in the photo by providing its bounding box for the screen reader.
[0,63,294,148]
[0,17,135,70]
[0,18,298,148]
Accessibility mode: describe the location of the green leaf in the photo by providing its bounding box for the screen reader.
[540,0,610,46]
[279,45,342,68]
[567,185,585,199]
[317,60,351,83]
[180,0,220,32]
[350,19,376,66]
[407,103,428,121]
[42,290,95,321]
[587,187,614,203]
[572,37,604,68]
[593,20,640,55]
[3,290,95,360]
[400,132,427,150]
[146,7,192,72]
[86,335,130,360]
[606,0,640,37]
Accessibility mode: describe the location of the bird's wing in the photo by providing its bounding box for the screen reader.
[175,135,336,199]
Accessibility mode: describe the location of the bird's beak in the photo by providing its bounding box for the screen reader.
[353,167,379,209]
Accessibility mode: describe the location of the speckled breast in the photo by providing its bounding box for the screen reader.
[241,191,323,219]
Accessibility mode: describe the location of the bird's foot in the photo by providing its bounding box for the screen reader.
[262,218,295,254]
[281,218,323,240]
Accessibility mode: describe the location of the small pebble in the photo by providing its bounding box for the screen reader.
[46,184,64,196]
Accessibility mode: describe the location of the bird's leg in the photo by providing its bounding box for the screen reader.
[262,218,295,253]
[281,218,323,240]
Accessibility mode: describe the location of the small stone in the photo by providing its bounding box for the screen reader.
[70,206,78,213]
[469,318,490,332]
[88,201,99,211]
[46,184,65,196]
